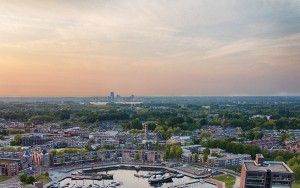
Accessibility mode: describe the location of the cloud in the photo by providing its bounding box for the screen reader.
[0,0,299,96]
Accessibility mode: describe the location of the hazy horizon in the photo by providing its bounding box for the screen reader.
[0,0,299,97]
[1,92,300,97]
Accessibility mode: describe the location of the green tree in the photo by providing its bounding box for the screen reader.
[203,147,210,155]
[293,165,300,180]
[20,174,27,183]
[203,154,208,163]
[193,153,199,162]
[280,132,293,144]
[200,131,211,140]
[26,176,36,184]
[200,118,208,125]
[169,147,175,159]
[174,145,183,158]
[134,153,140,161]
[11,134,21,146]
[274,156,284,161]
[131,118,143,130]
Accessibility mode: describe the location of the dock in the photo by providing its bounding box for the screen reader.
[67,175,103,181]
[82,164,210,179]
[168,180,205,188]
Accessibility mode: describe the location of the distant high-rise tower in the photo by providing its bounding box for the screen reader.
[110,92,115,100]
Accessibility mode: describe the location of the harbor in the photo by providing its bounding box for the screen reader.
[52,169,216,188]
[77,163,212,179]
[46,163,217,188]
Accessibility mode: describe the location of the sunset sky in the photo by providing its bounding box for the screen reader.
[0,0,299,96]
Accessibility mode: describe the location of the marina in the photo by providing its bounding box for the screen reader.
[55,169,216,188]
[47,163,218,188]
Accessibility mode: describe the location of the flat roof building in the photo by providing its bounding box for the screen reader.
[240,154,293,188]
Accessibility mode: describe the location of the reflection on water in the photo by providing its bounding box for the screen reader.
[60,169,216,188]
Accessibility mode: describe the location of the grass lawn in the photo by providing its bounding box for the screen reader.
[0,176,10,182]
[293,182,300,188]
[36,174,51,184]
[214,174,236,188]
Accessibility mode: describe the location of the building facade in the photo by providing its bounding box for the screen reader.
[50,149,162,166]
[240,154,293,188]
[0,159,20,176]
[209,153,251,167]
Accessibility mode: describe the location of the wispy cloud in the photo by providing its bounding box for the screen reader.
[0,0,299,96]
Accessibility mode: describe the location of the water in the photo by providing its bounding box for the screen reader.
[59,169,217,188]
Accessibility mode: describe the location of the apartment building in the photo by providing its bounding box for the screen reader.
[208,153,251,167]
[240,154,293,188]
[50,149,162,166]
[0,159,20,176]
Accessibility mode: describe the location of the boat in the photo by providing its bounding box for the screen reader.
[176,173,184,178]
[50,182,61,188]
[148,174,173,184]
[143,173,151,178]
[71,176,83,180]
[98,173,113,179]
[150,171,164,175]
[148,175,163,184]
[110,181,121,186]
[161,174,173,182]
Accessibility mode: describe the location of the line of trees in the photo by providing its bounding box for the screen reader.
[164,144,183,160]
[203,139,299,161]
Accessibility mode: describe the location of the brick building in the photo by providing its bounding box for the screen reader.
[0,159,20,176]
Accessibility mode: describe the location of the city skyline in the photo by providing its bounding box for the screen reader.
[0,0,299,97]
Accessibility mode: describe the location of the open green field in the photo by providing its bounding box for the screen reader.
[0,176,10,182]
[293,182,300,188]
[36,174,51,184]
[214,174,236,188]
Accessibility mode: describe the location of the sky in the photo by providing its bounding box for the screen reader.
[0,0,299,97]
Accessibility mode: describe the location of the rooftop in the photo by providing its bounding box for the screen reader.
[244,161,293,173]
[218,153,251,160]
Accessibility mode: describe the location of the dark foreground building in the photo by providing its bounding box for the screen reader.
[240,154,293,188]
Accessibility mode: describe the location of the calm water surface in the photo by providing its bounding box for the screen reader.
[60,169,216,188]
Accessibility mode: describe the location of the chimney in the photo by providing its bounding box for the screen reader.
[255,154,264,166]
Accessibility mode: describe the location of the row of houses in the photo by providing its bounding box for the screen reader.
[50,149,163,166]
[0,148,48,176]
[194,126,242,140]
[0,158,20,176]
